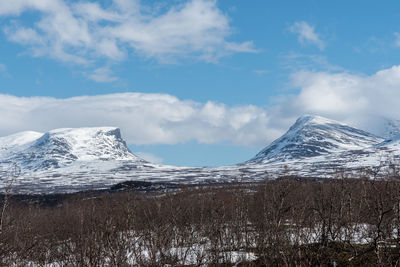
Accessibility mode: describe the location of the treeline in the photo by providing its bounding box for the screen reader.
[1,177,400,266]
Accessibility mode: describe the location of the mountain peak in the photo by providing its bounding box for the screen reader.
[292,114,348,128]
[248,115,383,163]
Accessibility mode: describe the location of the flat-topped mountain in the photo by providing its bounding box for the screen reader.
[2,116,400,194]
[0,127,145,171]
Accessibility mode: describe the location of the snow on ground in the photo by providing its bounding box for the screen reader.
[2,116,400,194]
[9,223,385,266]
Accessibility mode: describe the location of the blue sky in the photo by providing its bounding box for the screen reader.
[1,0,400,166]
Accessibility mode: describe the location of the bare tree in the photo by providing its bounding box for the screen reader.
[0,163,20,234]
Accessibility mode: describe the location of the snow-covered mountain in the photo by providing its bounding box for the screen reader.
[2,116,400,194]
[248,115,384,163]
[0,131,44,157]
[0,127,145,171]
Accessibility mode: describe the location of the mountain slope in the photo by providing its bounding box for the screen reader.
[248,115,384,163]
[1,127,145,171]
[2,116,400,195]
[0,131,43,158]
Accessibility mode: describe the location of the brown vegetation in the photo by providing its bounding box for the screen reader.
[1,177,400,266]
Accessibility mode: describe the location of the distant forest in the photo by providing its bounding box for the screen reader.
[1,175,400,266]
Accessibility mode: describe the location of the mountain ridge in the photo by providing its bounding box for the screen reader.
[247,115,384,163]
[2,115,400,194]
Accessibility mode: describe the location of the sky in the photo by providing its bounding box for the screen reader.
[1,0,400,166]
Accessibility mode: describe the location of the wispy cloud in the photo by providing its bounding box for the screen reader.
[0,63,10,78]
[0,63,6,73]
[289,21,325,50]
[87,67,118,83]
[0,0,255,66]
[254,69,269,75]
[394,32,400,47]
[281,53,344,72]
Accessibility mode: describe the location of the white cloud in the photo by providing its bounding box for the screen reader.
[2,66,400,147]
[279,65,400,136]
[134,152,163,164]
[87,67,118,83]
[0,93,276,146]
[0,0,255,65]
[289,21,325,50]
[225,41,257,53]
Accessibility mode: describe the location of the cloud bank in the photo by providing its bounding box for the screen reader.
[0,0,255,65]
[0,93,276,146]
[1,65,400,147]
[284,66,400,136]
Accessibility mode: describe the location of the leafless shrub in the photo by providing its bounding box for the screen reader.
[3,171,400,265]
